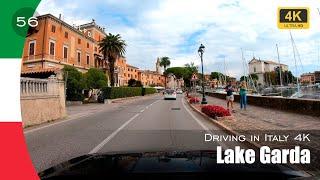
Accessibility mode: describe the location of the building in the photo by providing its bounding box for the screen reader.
[248,57,288,86]
[300,73,315,85]
[22,14,107,76]
[21,14,167,87]
[315,71,320,84]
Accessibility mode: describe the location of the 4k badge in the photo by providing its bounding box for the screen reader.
[278,7,309,29]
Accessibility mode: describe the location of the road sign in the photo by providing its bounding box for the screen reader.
[278,7,309,29]
[191,73,198,81]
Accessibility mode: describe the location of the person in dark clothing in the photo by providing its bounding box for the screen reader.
[225,81,234,112]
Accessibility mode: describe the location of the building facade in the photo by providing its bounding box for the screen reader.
[300,73,315,85]
[21,14,167,87]
[248,58,288,86]
[22,14,107,75]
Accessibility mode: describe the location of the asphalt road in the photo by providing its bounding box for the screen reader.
[25,94,243,172]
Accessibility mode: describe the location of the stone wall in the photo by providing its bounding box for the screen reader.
[206,92,320,117]
[21,77,66,127]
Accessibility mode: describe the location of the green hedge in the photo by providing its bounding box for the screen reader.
[99,87,157,101]
[144,88,157,95]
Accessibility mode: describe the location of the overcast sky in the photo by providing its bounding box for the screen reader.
[37,0,320,78]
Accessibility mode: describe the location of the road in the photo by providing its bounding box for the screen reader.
[25,94,242,172]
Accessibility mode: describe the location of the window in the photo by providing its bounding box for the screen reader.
[63,46,68,60]
[87,43,89,48]
[65,32,68,38]
[51,25,56,33]
[78,38,81,44]
[86,55,90,65]
[77,51,81,64]
[254,67,256,73]
[94,47,97,52]
[29,40,36,56]
[49,40,55,56]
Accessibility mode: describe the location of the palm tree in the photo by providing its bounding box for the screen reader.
[160,57,171,72]
[160,57,171,88]
[99,33,126,87]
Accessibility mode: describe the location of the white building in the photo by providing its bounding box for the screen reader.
[248,58,288,86]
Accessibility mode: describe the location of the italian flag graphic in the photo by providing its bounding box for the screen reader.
[0,0,41,179]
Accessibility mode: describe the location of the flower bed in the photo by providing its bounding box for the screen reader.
[201,105,231,118]
[189,97,200,104]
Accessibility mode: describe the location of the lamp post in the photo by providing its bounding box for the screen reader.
[198,44,207,104]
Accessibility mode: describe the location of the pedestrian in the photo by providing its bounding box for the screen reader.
[239,81,247,110]
[225,81,234,112]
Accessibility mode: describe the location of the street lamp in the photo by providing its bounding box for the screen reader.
[198,44,207,104]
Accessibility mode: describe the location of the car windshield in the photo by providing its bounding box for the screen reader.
[165,89,175,94]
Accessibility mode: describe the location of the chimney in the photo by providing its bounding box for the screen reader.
[59,14,61,20]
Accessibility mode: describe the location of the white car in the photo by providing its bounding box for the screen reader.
[176,89,183,94]
[164,89,177,100]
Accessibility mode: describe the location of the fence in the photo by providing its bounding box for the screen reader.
[21,76,66,127]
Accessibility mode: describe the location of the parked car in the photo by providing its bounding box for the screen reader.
[176,89,183,94]
[164,89,176,100]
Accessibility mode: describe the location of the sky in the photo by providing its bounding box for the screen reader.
[36,0,320,78]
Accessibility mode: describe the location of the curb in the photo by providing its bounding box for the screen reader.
[185,97,261,150]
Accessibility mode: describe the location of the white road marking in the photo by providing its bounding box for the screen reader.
[88,99,160,154]
[89,113,140,154]
[181,98,228,149]
[24,113,91,134]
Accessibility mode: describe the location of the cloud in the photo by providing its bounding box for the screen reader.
[36,0,320,78]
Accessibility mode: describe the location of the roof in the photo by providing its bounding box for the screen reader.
[37,14,98,43]
[249,58,287,66]
[21,68,60,75]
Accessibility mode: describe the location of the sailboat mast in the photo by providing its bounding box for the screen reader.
[289,31,300,96]
[276,44,283,86]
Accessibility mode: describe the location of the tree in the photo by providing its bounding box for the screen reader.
[84,68,108,89]
[99,33,126,87]
[63,65,86,101]
[165,67,185,79]
[160,57,171,71]
[160,56,171,88]
[184,62,198,87]
[128,79,143,87]
[128,79,136,87]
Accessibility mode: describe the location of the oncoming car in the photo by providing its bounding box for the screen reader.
[164,89,177,100]
[176,89,183,94]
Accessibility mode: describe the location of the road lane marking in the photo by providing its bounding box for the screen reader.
[89,113,140,154]
[89,99,160,154]
[24,113,91,135]
[181,98,228,149]
[24,98,161,135]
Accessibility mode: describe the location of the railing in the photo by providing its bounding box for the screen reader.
[20,77,59,97]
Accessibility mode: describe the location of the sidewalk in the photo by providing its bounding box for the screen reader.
[195,94,320,130]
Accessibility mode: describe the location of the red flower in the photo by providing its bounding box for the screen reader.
[201,105,231,118]
[189,97,200,104]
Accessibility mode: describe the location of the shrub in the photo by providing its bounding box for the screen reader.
[201,105,231,118]
[84,68,108,89]
[99,87,157,102]
[63,65,86,101]
[189,97,200,104]
[100,87,142,100]
[144,88,157,95]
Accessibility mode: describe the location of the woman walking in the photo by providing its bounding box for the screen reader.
[239,81,247,110]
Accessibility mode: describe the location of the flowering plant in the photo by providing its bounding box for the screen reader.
[189,97,200,104]
[201,105,231,118]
